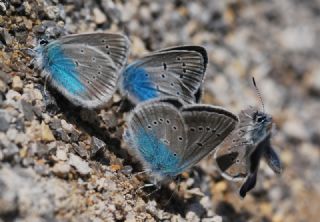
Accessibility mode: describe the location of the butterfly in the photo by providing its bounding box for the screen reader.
[124,97,238,186]
[119,46,208,105]
[214,78,282,198]
[32,33,130,108]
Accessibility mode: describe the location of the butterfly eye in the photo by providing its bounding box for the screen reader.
[39,39,49,46]
[256,116,265,123]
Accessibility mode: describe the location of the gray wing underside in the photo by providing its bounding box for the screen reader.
[47,33,129,108]
[179,105,239,170]
[58,33,130,70]
[47,44,118,108]
[133,50,206,103]
[125,100,187,157]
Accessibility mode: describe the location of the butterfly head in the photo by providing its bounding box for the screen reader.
[251,110,273,145]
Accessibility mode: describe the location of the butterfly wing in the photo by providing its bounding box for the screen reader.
[42,33,130,108]
[124,98,188,178]
[178,105,239,171]
[214,108,259,181]
[119,46,207,104]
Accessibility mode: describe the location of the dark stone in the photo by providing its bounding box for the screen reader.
[2,143,19,161]
[20,99,34,121]
[0,112,10,132]
[54,128,70,142]
[15,118,25,132]
[90,137,106,158]
[49,119,62,130]
[70,130,80,142]
[72,143,88,159]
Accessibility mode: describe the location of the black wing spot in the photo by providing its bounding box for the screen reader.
[145,73,149,77]
[163,62,167,70]
[101,39,106,43]
[190,127,195,132]
[206,127,211,131]
[163,139,169,144]
[161,74,166,78]
[182,62,186,67]
[170,83,174,87]
[173,153,177,156]
[216,133,221,137]
[178,136,183,141]
[98,71,102,75]
[147,125,152,129]
[197,142,203,147]
[177,56,181,61]
[98,65,102,69]
[75,61,79,66]
[92,57,96,62]
[80,49,84,53]
[159,118,164,122]
[183,68,187,73]
[236,159,240,163]
[153,121,158,125]
[166,119,171,124]
[107,51,110,55]
[105,45,109,48]
[216,152,239,171]
[180,74,183,79]
[172,126,177,130]
[198,127,203,131]
[176,92,180,95]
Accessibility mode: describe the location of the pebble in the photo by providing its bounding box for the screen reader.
[0,111,10,132]
[90,136,106,158]
[93,8,107,24]
[56,148,68,161]
[20,99,34,121]
[69,153,92,176]
[12,76,23,92]
[0,79,7,93]
[52,162,71,177]
[40,122,55,142]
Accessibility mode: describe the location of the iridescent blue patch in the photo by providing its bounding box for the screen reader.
[122,65,158,102]
[44,43,84,94]
[136,128,180,176]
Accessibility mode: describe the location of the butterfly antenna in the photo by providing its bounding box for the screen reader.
[252,77,265,112]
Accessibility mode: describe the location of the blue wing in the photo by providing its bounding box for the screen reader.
[119,46,207,105]
[37,33,130,108]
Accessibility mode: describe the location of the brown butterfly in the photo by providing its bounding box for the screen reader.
[214,78,282,198]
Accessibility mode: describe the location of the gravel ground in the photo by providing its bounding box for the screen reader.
[0,0,319,221]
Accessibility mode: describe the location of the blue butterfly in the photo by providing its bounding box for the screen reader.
[124,97,238,186]
[119,46,208,105]
[214,78,282,198]
[32,33,130,108]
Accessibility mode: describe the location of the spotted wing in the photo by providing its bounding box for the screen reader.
[124,98,188,177]
[178,105,239,171]
[43,33,129,108]
[119,46,207,104]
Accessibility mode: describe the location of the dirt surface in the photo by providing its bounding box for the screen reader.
[0,0,319,221]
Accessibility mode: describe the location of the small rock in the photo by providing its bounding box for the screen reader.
[41,122,55,142]
[90,136,106,158]
[93,8,107,24]
[1,142,19,160]
[56,148,68,161]
[0,111,10,132]
[0,28,13,45]
[52,162,71,177]
[44,6,61,20]
[6,89,21,101]
[72,143,88,158]
[69,153,92,176]
[12,76,23,92]
[0,79,7,93]
[20,99,34,121]
[283,119,309,141]
[61,119,73,131]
